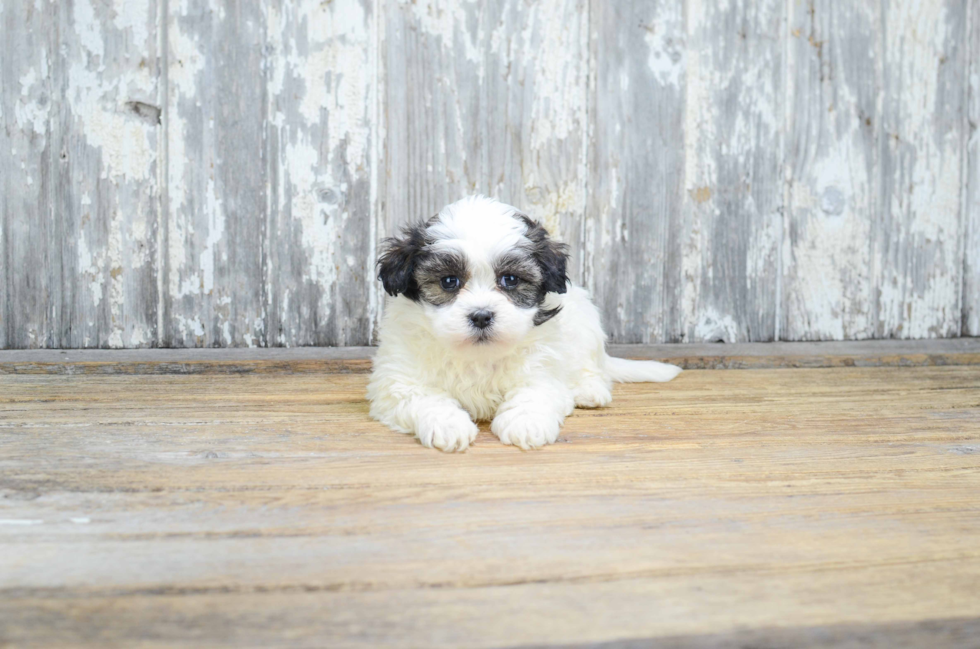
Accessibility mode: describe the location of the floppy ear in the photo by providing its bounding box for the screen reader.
[377,223,428,301]
[518,215,569,294]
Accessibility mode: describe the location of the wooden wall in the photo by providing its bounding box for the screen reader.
[1,0,977,348]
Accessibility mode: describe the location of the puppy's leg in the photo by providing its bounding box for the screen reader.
[572,373,613,408]
[555,286,613,408]
[491,382,575,450]
[370,389,478,452]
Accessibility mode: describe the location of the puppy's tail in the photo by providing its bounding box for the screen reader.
[604,355,682,383]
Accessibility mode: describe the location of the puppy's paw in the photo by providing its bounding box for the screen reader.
[573,377,613,408]
[491,407,562,450]
[416,406,478,452]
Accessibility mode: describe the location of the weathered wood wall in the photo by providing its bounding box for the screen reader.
[1,0,977,348]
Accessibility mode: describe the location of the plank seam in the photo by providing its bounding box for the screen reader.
[582,0,596,296]
[961,0,976,337]
[776,0,793,342]
[871,0,884,338]
[260,0,272,348]
[157,0,171,348]
[368,0,383,345]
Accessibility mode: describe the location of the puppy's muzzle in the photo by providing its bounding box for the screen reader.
[469,309,494,330]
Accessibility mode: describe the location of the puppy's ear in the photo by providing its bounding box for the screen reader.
[377,222,428,301]
[518,215,569,294]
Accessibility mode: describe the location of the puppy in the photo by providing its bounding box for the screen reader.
[367,195,681,451]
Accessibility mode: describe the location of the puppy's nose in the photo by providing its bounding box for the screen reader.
[469,309,494,330]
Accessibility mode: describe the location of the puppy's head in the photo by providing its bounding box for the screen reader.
[378,196,568,349]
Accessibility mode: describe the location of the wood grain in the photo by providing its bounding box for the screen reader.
[965,0,980,337]
[587,0,683,343]
[381,0,589,277]
[1,0,59,349]
[876,0,968,339]
[266,0,378,347]
[2,0,978,349]
[1,365,979,647]
[1,0,163,349]
[674,0,785,344]
[165,0,268,347]
[783,0,878,341]
[61,0,163,350]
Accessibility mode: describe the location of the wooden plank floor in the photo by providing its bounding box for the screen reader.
[1,364,979,647]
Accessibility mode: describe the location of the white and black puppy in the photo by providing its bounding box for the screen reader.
[367,195,681,451]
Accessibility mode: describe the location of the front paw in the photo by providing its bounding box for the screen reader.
[573,376,613,408]
[416,406,479,452]
[491,407,562,450]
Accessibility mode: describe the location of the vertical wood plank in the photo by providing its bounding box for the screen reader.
[671,0,785,343]
[964,1,979,336]
[1,0,161,349]
[876,0,967,339]
[382,0,589,279]
[60,0,162,348]
[0,1,59,348]
[781,0,878,341]
[587,0,684,343]
[166,1,268,347]
[265,0,376,346]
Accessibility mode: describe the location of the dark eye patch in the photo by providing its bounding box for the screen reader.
[493,249,543,309]
[415,250,469,306]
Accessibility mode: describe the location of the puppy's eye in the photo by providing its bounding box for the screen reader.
[440,276,461,291]
[499,275,520,289]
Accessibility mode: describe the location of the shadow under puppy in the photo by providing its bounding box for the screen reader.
[368,196,681,451]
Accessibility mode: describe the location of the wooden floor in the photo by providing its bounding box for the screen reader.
[2,356,980,647]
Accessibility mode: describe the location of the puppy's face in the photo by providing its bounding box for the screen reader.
[378,197,568,350]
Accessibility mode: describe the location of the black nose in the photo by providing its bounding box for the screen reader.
[469,310,494,330]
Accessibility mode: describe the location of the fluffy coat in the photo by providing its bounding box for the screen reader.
[367,196,681,451]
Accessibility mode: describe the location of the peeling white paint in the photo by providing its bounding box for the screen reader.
[77,231,105,308]
[4,0,976,350]
[129,323,152,347]
[15,52,48,136]
[176,315,206,339]
[526,0,586,151]
[522,178,584,236]
[695,308,739,344]
[878,1,961,338]
[167,17,206,303]
[268,0,375,343]
[681,36,709,337]
[965,9,980,337]
[129,212,151,268]
[291,0,370,172]
[73,0,105,62]
[284,138,338,292]
[677,0,784,342]
[200,179,226,295]
[111,0,150,47]
[105,208,127,347]
[784,0,878,345]
[403,0,481,64]
[67,59,156,180]
[644,5,685,88]
[168,19,206,98]
[789,141,874,340]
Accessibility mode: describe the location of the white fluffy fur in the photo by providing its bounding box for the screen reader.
[367,196,681,451]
